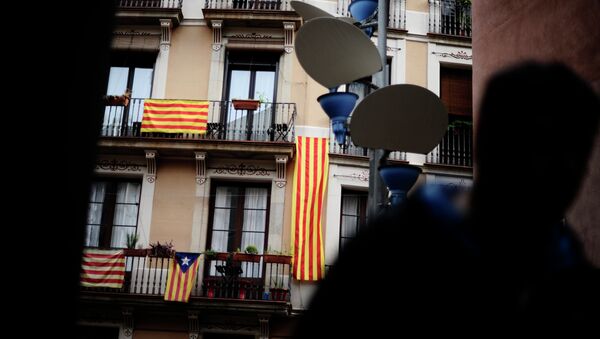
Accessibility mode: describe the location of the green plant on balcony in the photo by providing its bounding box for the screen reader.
[126,232,139,249]
[244,245,259,254]
[149,240,175,257]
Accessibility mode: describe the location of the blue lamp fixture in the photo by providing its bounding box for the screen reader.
[317,91,359,145]
[349,0,378,36]
[379,164,422,206]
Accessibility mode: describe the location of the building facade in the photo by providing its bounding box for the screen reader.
[78,0,473,338]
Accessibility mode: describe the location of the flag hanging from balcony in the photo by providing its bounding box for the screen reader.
[164,252,200,302]
[291,136,329,281]
[80,249,125,288]
[141,99,208,134]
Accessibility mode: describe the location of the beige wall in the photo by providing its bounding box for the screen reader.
[135,330,188,339]
[290,53,330,129]
[150,160,196,251]
[406,0,429,12]
[166,26,212,100]
[473,0,600,265]
[405,40,427,87]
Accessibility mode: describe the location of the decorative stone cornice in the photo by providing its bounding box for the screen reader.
[160,19,172,51]
[212,163,271,176]
[195,152,207,185]
[145,150,157,183]
[96,159,143,172]
[274,155,288,188]
[283,22,295,54]
[211,20,223,51]
[432,50,472,60]
[333,170,369,182]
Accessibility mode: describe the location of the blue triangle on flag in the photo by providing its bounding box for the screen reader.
[175,252,200,273]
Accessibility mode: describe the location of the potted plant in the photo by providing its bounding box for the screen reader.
[231,98,260,110]
[233,246,261,262]
[148,240,175,258]
[263,248,293,264]
[123,233,149,256]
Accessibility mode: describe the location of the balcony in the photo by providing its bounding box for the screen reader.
[80,250,292,305]
[203,0,301,28]
[428,0,472,39]
[115,0,184,26]
[329,130,407,162]
[337,0,406,31]
[426,123,472,167]
[101,99,296,143]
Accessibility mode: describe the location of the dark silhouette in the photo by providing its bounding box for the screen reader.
[293,62,600,337]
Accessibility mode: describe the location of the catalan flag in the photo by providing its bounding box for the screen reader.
[164,252,200,302]
[80,249,125,288]
[291,137,329,281]
[141,99,208,134]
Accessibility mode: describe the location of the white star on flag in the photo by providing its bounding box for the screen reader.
[181,256,190,266]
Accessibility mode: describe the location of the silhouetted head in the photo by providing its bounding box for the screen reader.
[474,62,600,220]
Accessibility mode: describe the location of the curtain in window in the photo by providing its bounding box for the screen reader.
[241,187,268,253]
[111,182,141,248]
[211,186,237,252]
[86,182,106,247]
[341,195,360,251]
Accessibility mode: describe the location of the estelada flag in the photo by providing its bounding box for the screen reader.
[80,249,125,288]
[164,252,200,302]
[141,99,208,134]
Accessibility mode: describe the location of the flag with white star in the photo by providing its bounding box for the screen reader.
[164,252,200,302]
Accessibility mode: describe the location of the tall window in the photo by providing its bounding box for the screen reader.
[340,189,367,252]
[85,179,142,248]
[438,66,473,166]
[221,51,279,140]
[208,182,270,254]
[103,51,155,136]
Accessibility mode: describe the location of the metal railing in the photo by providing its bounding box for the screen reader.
[426,124,472,166]
[429,0,472,38]
[337,0,406,30]
[101,99,296,142]
[117,0,183,8]
[204,0,292,11]
[80,250,292,302]
[329,130,407,161]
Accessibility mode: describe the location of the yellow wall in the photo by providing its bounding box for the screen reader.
[166,26,212,100]
[290,53,330,128]
[135,330,188,339]
[406,0,429,12]
[150,160,196,251]
[404,40,428,87]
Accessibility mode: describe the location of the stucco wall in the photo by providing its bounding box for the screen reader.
[405,40,428,87]
[150,160,196,251]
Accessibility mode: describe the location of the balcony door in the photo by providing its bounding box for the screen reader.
[223,51,279,141]
[103,51,155,137]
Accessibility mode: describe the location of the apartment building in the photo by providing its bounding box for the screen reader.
[77,1,473,338]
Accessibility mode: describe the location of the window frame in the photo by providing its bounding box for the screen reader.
[339,188,368,253]
[85,177,142,249]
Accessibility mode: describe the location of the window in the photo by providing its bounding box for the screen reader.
[221,51,279,140]
[85,179,142,248]
[103,51,155,136]
[340,189,368,252]
[207,182,270,254]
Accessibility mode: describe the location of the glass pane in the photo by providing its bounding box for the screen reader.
[132,68,153,98]
[342,195,359,217]
[85,225,100,247]
[228,70,251,100]
[113,205,139,226]
[116,182,141,204]
[341,215,359,238]
[254,71,275,102]
[111,226,134,248]
[89,182,107,202]
[215,186,238,208]
[106,67,129,95]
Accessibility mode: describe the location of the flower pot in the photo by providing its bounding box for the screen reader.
[232,99,260,110]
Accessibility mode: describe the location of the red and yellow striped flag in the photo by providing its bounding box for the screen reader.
[80,249,125,288]
[164,252,200,302]
[291,136,329,281]
[141,99,208,134]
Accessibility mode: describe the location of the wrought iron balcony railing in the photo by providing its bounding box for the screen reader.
[426,124,472,167]
[329,130,407,162]
[101,99,296,142]
[204,0,292,11]
[337,0,406,30]
[429,0,472,38]
[117,0,183,9]
[80,250,292,302]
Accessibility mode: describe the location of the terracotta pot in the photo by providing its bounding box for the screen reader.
[232,99,260,110]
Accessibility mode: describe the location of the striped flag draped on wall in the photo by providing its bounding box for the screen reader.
[291,136,329,281]
[164,252,200,302]
[141,99,208,134]
[80,249,125,288]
